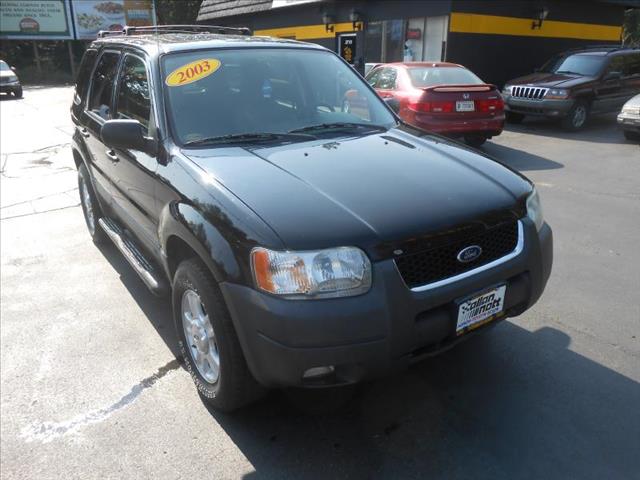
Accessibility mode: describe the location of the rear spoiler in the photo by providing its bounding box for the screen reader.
[423,84,498,93]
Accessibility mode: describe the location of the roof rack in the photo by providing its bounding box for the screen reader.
[97,24,251,38]
[565,44,626,54]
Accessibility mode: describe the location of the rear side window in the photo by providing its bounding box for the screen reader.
[115,55,151,134]
[74,49,98,103]
[376,68,397,89]
[88,51,120,120]
[624,53,640,76]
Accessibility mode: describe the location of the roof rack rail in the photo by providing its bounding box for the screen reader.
[565,44,626,53]
[97,24,251,38]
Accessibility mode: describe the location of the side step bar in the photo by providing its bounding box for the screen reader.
[98,217,168,297]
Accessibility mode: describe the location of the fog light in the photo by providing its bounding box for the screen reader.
[302,366,335,379]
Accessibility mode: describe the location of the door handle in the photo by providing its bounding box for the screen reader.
[106,149,119,163]
[79,128,90,138]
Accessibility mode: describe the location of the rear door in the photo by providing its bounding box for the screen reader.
[82,49,122,206]
[109,52,160,254]
[596,55,626,113]
[622,52,640,103]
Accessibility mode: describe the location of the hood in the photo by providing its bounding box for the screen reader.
[508,72,594,89]
[183,129,531,256]
[0,70,16,78]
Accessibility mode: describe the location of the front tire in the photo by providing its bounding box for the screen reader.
[562,100,589,131]
[623,130,640,142]
[172,258,264,411]
[13,87,23,99]
[78,163,107,244]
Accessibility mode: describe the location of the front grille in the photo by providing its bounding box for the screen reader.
[512,86,547,100]
[395,221,519,289]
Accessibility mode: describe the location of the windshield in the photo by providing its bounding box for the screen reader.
[408,67,484,87]
[0,61,10,71]
[540,54,605,76]
[161,48,396,146]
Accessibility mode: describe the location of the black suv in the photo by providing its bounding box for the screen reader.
[503,47,640,130]
[71,26,553,411]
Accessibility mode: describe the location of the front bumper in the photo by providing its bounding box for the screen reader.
[504,95,574,118]
[221,219,553,388]
[0,82,21,93]
[617,112,640,132]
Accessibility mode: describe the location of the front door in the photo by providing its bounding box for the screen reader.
[108,52,160,254]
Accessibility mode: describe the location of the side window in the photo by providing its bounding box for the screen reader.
[376,68,397,90]
[115,55,151,134]
[606,56,625,77]
[74,49,98,104]
[88,51,120,120]
[366,68,382,87]
[624,53,640,77]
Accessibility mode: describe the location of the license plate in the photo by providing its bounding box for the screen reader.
[456,285,506,335]
[456,100,475,112]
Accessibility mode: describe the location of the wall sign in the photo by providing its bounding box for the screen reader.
[0,0,73,39]
[339,33,357,65]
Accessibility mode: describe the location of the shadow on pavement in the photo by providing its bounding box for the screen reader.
[482,142,564,171]
[505,113,627,145]
[95,227,640,479]
[208,323,640,479]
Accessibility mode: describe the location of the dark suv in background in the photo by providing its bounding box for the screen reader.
[503,47,640,130]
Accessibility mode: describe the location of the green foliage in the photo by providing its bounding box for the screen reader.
[623,8,640,47]
[155,0,203,25]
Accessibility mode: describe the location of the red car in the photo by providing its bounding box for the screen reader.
[363,62,505,147]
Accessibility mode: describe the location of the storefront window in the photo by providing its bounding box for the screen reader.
[364,20,405,63]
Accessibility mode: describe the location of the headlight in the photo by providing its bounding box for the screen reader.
[545,89,569,99]
[526,188,544,231]
[251,246,372,299]
[502,85,512,95]
[622,105,640,116]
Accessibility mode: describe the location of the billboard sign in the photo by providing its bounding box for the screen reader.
[71,0,155,40]
[0,0,73,39]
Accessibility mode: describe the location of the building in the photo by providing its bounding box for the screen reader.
[197,0,636,87]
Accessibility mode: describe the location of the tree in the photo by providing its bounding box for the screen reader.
[155,0,203,25]
[623,8,640,47]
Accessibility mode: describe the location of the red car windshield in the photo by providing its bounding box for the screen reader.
[408,67,484,88]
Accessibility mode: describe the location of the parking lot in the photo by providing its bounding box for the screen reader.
[1,86,639,479]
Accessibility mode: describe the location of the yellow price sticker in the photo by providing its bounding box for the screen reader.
[165,59,221,87]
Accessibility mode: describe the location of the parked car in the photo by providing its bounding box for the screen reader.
[363,62,505,147]
[0,60,22,98]
[503,47,640,131]
[364,62,381,76]
[71,26,552,411]
[617,94,640,141]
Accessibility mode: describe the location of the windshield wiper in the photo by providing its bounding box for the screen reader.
[555,70,582,75]
[289,122,389,134]
[183,132,315,147]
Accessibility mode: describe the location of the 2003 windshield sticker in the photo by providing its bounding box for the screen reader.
[165,59,221,86]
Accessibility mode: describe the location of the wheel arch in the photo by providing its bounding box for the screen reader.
[159,202,245,286]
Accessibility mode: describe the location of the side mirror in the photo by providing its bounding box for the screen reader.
[101,119,155,154]
[10,66,16,72]
[384,97,400,113]
[604,71,622,81]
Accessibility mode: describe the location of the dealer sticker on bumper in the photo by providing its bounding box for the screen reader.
[456,285,506,335]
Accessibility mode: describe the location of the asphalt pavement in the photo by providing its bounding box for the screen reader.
[1,87,639,480]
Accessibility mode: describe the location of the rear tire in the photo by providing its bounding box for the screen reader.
[623,130,640,141]
[78,163,107,244]
[172,258,264,412]
[561,100,589,131]
[464,135,487,148]
[506,111,524,124]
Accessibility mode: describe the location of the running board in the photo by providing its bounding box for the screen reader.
[98,217,168,296]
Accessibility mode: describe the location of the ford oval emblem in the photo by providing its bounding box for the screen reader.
[457,245,482,263]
